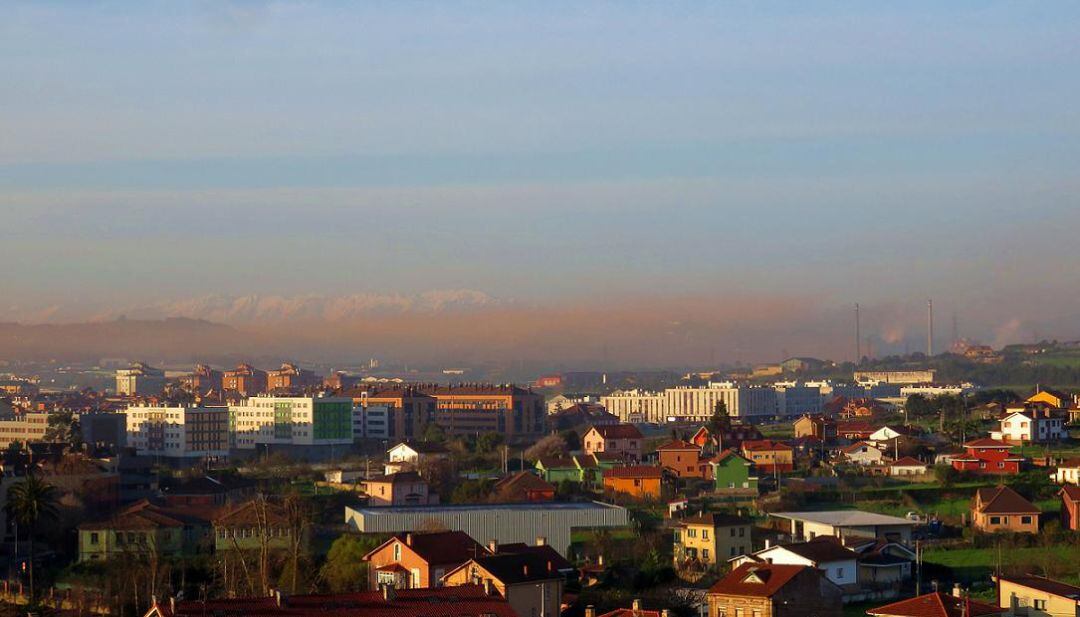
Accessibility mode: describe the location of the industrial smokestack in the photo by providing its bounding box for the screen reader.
[927,299,934,357]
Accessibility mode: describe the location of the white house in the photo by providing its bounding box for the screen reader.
[991,411,1066,445]
[1052,460,1080,485]
[888,457,929,477]
[841,441,887,466]
[385,441,450,475]
[731,538,859,587]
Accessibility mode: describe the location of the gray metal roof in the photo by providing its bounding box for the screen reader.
[769,510,916,527]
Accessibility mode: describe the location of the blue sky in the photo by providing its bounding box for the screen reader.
[2,1,1079,354]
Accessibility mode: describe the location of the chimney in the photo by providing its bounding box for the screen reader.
[764,539,771,549]
[406,533,413,546]
[662,611,671,617]
[953,583,963,598]
[382,584,396,602]
[632,599,642,611]
[536,536,546,546]
[547,560,553,573]
[585,607,596,617]
[489,539,498,554]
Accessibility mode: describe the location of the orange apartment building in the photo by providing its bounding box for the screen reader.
[348,386,438,441]
[266,363,319,391]
[222,364,268,396]
[184,364,223,393]
[422,384,545,440]
[971,486,1040,533]
[363,530,489,589]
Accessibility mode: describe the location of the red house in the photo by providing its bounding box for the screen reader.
[951,438,1025,474]
[1061,485,1080,531]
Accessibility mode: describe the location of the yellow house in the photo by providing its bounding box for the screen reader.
[442,553,563,617]
[995,574,1080,617]
[673,512,753,570]
[1026,389,1068,409]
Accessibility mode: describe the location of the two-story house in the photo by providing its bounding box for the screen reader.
[442,552,563,617]
[673,513,753,570]
[971,486,1040,534]
[840,442,886,466]
[362,471,436,506]
[952,439,1026,475]
[363,530,489,590]
[995,574,1080,617]
[732,537,858,588]
[707,563,842,617]
[583,424,645,462]
[657,439,711,479]
[740,440,794,474]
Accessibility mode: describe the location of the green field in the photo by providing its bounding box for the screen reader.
[922,545,1080,586]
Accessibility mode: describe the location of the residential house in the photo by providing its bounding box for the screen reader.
[888,457,929,477]
[1026,389,1070,409]
[674,513,753,570]
[602,466,667,501]
[867,591,1003,617]
[706,563,843,617]
[741,440,795,474]
[712,449,759,493]
[972,486,1040,534]
[442,551,563,617]
[159,474,255,509]
[492,538,576,581]
[717,426,766,451]
[535,457,584,484]
[144,585,517,617]
[362,471,436,506]
[991,409,1067,445]
[213,499,296,553]
[1052,459,1080,484]
[836,421,877,441]
[1059,485,1080,531]
[385,441,450,475]
[583,424,645,461]
[995,574,1080,617]
[840,442,886,466]
[363,530,489,590]
[793,415,836,441]
[844,538,915,584]
[951,439,1026,475]
[78,499,210,562]
[657,439,711,479]
[491,471,556,502]
[733,537,858,588]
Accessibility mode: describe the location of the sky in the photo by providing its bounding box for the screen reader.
[1,1,1079,364]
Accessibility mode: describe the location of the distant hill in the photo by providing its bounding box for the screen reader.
[0,317,248,362]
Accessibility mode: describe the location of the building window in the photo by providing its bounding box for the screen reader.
[90,532,99,545]
[393,543,402,561]
[1033,600,1046,610]
[990,516,1001,525]
[1021,516,1032,524]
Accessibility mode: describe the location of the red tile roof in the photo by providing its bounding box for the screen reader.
[891,457,927,467]
[363,531,489,565]
[656,439,699,451]
[741,439,793,452]
[149,585,517,617]
[1061,485,1080,502]
[599,609,663,617]
[603,466,663,479]
[867,592,1003,617]
[708,563,808,598]
[590,424,644,440]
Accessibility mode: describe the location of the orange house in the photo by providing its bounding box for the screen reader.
[657,439,711,479]
[740,440,795,474]
[603,466,666,501]
[363,530,489,589]
[972,486,1040,534]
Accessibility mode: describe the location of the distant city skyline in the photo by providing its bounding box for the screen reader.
[2,2,1078,363]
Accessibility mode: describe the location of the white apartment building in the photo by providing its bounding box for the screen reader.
[228,396,356,450]
[600,390,667,423]
[116,362,166,396]
[124,405,229,460]
[900,383,977,397]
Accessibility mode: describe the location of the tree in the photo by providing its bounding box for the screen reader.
[559,429,581,451]
[44,410,82,449]
[6,472,59,600]
[420,423,445,443]
[709,400,731,434]
[524,434,568,461]
[319,534,383,592]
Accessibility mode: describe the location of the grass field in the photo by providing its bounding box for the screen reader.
[921,545,1080,585]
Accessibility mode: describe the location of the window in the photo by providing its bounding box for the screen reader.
[90,532,99,545]
[730,527,736,537]
[702,549,710,559]
[990,516,1001,525]
[1021,516,1032,524]
[739,527,746,537]
[1033,600,1046,610]
[837,567,844,578]
[702,529,709,540]
[393,543,402,561]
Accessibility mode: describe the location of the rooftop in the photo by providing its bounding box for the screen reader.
[868,592,1002,617]
[769,510,916,527]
